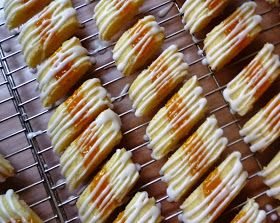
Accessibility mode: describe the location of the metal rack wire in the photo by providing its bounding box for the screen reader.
[0,0,279,222]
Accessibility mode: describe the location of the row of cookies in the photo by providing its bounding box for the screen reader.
[75,133,279,222]
[4,0,277,120]
[1,145,279,222]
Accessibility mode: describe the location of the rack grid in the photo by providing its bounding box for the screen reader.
[0,0,279,222]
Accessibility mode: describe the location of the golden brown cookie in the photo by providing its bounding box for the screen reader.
[180,0,230,33]
[203,2,262,70]
[223,43,280,116]
[113,15,165,76]
[60,109,123,191]
[37,37,92,107]
[179,152,248,223]
[18,0,79,67]
[0,189,42,223]
[239,93,280,152]
[77,148,139,223]
[94,0,144,41]
[146,75,207,160]
[129,45,188,117]
[160,115,228,201]
[4,0,52,29]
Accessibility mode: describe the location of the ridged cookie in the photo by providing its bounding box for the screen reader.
[160,115,228,201]
[37,37,92,107]
[259,151,280,200]
[239,93,280,152]
[60,109,122,191]
[18,0,79,67]
[203,2,262,70]
[230,199,266,223]
[94,0,144,41]
[113,15,165,76]
[48,78,112,155]
[146,75,207,160]
[223,43,280,116]
[77,148,139,223]
[179,152,248,223]
[129,45,188,117]
[113,192,162,223]
[0,154,14,183]
[180,0,230,33]
[4,0,52,29]
[0,189,42,223]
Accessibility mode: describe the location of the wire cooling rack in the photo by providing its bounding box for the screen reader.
[0,0,279,222]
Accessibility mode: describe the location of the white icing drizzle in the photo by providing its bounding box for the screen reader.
[180,152,248,223]
[204,2,262,70]
[114,192,161,223]
[0,155,14,183]
[230,199,266,223]
[223,43,280,116]
[239,93,280,152]
[94,0,142,39]
[113,15,164,74]
[259,151,280,199]
[27,130,44,139]
[48,78,112,154]
[271,214,279,221]
[92,39,109,55]
[78,149,139,223]
[180,0,229,33]
[113,83,130,102]
[129,45,188,117]
[146,75,207,160]
[37,37,90,106]
[4,0,50,29]
[60,109,122,190]
[160,115,228,201]
[18,0,77,63]
[0,189,41,222]
[158,2,174,18]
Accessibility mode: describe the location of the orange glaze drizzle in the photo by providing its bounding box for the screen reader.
[208,0,221,10]
[264,96,280,131]
[78,124,99,167]
[149,57,173,96]
[115,0,134,15]
[89,169,119,214]
[165,93,189,130]
[54,61,74,80]
[230,210,246,223]
[9,218,33,223]
[203,168,221,196]
[224,19,239,35]
[243,59,271,99]
[64,89,92,128]
[114,211,126,223]
[222,9,255,56]
[49,48,76,80]
[181,132,206,175]
[89,169,109,205]
[35,10,56,44]
[129,20,156,61]
[202,168,224,217]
